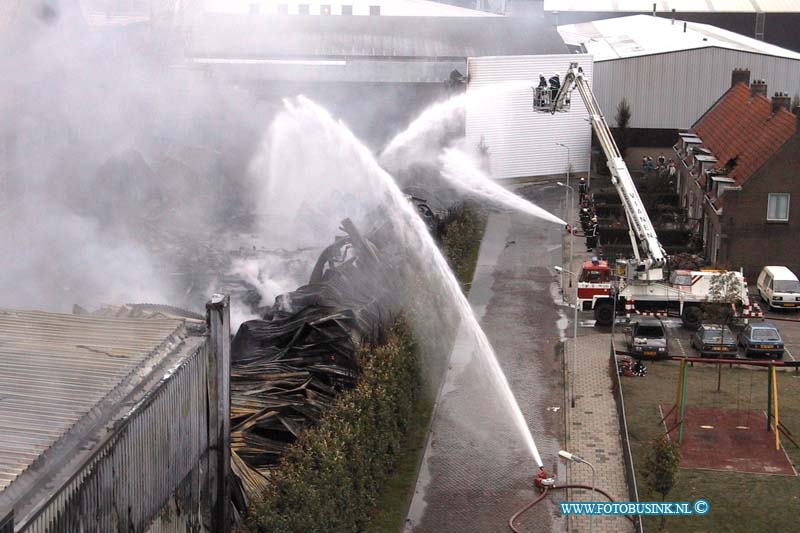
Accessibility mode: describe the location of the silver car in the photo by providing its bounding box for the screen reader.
[627,318,669,360]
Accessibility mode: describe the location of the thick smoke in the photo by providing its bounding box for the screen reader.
[0,5,268,313]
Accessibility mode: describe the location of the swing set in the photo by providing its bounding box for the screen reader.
[660,356,799,475]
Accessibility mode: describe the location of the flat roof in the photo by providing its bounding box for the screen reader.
[190,12,566,60]
[558,14,800,61]
[544,0,800,13]
[0,309,190,497]
[202,0,500,17]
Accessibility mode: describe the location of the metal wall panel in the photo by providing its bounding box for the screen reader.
[466,54,593,179]
[593,48,800,129]
[15,342,211,533]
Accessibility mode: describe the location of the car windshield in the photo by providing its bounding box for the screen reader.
[703,329,733,342]
[774,280,800,293]
[636,326,664,338]
[752,328,781,341]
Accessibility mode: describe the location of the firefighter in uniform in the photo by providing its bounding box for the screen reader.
[578,176,588,204]
[586,216,599,251]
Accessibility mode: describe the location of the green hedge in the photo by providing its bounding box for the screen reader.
[245,319,419,532]
[441,203,488,286]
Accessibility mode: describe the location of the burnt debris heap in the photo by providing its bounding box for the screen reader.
[228,217,407,510]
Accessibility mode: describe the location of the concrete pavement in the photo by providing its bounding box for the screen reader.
[563,334,634,533]
[405,184,567,532]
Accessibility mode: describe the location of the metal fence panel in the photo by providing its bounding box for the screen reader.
[609,338,645,533]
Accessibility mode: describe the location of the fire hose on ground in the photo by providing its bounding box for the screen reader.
[507,467,636,532]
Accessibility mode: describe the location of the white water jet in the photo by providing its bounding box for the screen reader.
[380,80,533,166]
[267,95,546,466]
[440,147,566,225]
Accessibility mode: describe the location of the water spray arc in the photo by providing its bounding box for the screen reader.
[278,96,546,467]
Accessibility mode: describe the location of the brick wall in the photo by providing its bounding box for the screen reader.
[719,135,800,279]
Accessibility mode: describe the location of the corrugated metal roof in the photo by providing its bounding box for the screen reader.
[0,309,185,494]
[544,0,800,13]
[190,13,566,59]
[202,0,500,17]
[558,14,800,60]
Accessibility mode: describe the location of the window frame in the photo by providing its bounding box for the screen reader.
[766,192,790,222]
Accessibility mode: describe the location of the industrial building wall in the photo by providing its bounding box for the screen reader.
[592,48,800,129]
[466,54,593,179]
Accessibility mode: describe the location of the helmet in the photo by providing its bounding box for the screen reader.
[579,177,585,182]
[539,72,544,77]
[554,73,560,77]
[591,216,598,222]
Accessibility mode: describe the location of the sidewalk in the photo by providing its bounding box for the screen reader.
[564,333,634,533]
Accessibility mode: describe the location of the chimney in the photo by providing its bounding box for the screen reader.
[653,3,656,16]
[683,21,687,32]
[750,79,768,98]
[731,68,751,88]
[772,92,791,113]
[672,9,676,25]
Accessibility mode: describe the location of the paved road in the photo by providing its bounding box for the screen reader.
[406,183,567,533]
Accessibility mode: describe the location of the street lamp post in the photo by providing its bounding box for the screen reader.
[557,182,575,290]
[555,142,571,215]
[554,265,578,409]
[559,450,597,533]
[583,117,592,189]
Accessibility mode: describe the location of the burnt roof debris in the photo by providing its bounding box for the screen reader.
[228,217,405,510]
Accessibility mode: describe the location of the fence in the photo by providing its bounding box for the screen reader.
[609,337,644,533]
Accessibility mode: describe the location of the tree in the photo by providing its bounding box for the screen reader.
[615,98,632,159]
[644,435,681,530]
[704,270,743,342]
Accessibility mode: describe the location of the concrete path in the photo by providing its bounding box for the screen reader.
[405,184,567,532]
[563,334,634,533]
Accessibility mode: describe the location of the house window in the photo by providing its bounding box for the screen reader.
[370,5,381,15]
[298,4,309,15]
[767,193,790,222]
[277,3,288,14]
[321,4,331,15]
[341,5,353,15]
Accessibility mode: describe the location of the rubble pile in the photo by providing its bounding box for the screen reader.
[229,218,405,509]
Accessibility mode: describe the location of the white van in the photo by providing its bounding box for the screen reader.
[757,266,800,310]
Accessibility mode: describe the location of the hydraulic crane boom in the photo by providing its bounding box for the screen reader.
[551,62,666,281]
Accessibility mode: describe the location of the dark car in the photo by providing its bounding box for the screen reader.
[627,318,669,360]
[690,325,738,357]
[738,323,785,358]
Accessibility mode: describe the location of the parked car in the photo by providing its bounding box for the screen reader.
[756,266,800,310]
[627,318,669,360]
[738,322,785,358]
[690,325,738,357]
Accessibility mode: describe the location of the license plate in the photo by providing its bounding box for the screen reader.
[760,345,775,349]
[644,351,656,356]
[785,303,796,307]
[713,346,725,351]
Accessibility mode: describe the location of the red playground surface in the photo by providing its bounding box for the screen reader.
[660,405,797,476]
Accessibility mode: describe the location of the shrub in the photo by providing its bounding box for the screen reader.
[441,202,488,285]
[246,319,419,532]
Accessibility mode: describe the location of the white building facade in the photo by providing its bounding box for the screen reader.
[466,54,593,179]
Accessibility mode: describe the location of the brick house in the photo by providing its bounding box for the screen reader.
[673,70,800,279]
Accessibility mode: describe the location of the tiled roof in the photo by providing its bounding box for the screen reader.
[692,83,797,185]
